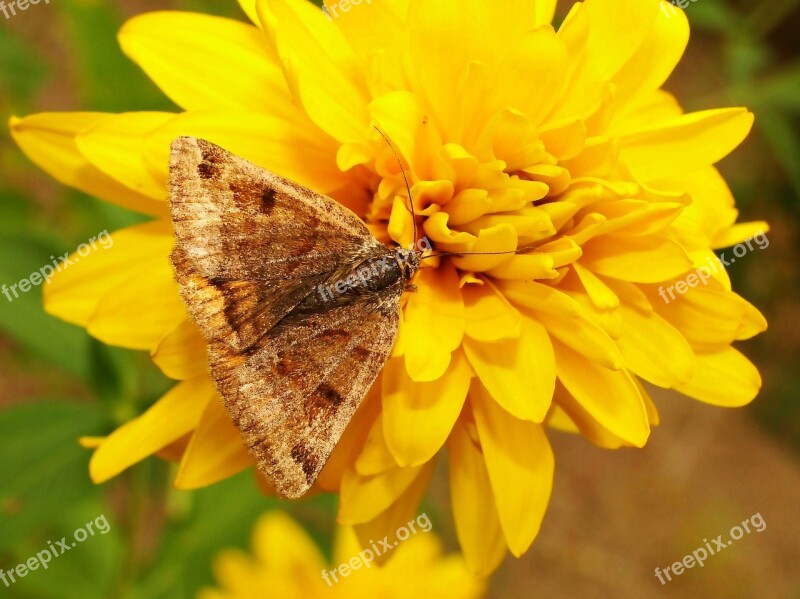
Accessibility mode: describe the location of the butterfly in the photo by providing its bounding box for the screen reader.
[168,136,421,498]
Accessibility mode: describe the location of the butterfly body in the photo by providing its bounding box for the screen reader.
[168,137,416,498]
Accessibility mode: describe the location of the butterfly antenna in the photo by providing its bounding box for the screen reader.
[419,244,540,260]
[373,125,418,246]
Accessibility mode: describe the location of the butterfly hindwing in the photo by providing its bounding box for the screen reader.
[209,293,401,498]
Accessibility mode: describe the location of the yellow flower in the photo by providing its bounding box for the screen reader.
[197,512,486,599]
[10,0,767,574]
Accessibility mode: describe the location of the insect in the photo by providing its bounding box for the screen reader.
[168,136,423,498]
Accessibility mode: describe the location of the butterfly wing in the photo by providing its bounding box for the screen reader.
[168,137,401,497]
[169,136,382,351]
[209,292,401,498]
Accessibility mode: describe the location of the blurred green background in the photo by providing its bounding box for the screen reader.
[0,1,798,598]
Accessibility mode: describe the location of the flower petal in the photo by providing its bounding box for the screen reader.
[464,315,555,422]
[338,462,425,525]
[9,113,166,216]
[252,512,327,572]
[119,11,292,113]
[463,279,522,342]
[76,112,174,200]
[581,235,694,283]
[553,341,650,446]
[612,2,689,108]
[259,0,370,144]
[87,259,187,351]
[382,349,471,467]
[43,220,173,327]
[674,346,762,407]
[472,384,554,557]
[619,108,755,182]
[89,377,215,482]
[615,302,695,387]
[447,419,507,575]
[403,264,465,382]
[174,397,252,489]
[144,110,348,195]
[151,318,209,380]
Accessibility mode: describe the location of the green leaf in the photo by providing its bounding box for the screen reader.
[0,235,91,379]
[0,401,104,552]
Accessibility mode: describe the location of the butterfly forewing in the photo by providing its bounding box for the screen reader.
[168,136,406,497]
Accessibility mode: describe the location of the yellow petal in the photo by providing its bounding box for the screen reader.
[463,279,522,342]
[552,381,629,449]
[252,512,326,573]
[151,318,209,380]
[553,341,650,446]
[238,0,261,26]
[403,264,465,382]
[355,412,397,476]
[472,385,553,557]
[329,0,409,92]
[581,234,694,283]
[615,302,695,387]
[580,0,661,80]
[144,110,347,194]
[76,112,174,200]
[174,397,252,489]
[407,0,554,142]
[572,262,619,310]
[89,377,215,482]
[119,11,293,113]
[463,316,555,422]
[351,461,435,564]
[553,0,660,121]
[674,347,762,407]
[447,419,507,575]
[259,0,370,143]
[534,0,558,26]
[382,349,471,467]
[646,284,747,350]
[530,304,622,370]
[43,220,174,327]
[9,113,167,216]
[338,463,425,525]
[485,29,568,129]
[369,90,442,180]
[612,2,689,108]
[712,222,770,250]
[87,260,187,351]
[499,279,583,318]
[619,108,754,182]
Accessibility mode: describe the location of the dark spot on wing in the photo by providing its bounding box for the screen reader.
[317,383,343,405]
[290,444,318,483]
[261,188,277,214]
[197,162,217,179]
[275,358,290,375]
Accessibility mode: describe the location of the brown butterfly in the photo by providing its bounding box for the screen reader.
[168,136,421,498]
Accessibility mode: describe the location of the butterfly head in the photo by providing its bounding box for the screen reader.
[394,246,420,284]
